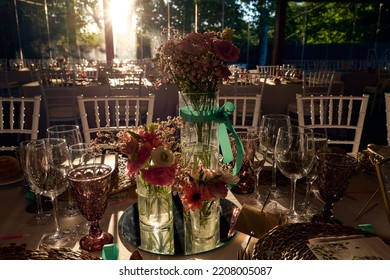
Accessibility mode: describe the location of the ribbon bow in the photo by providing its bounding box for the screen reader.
[179,102,244,176]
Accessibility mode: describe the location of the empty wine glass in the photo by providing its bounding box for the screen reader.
[249,127,267,203]
[299,133,328,215]
[22,140,52,225]
[37,138,77,249]
[274,126,315,224]
[261,114,291,198]
[68,164,114,251]
[69,143,96,235]
[47,124,83,217]
[312,153,357,224]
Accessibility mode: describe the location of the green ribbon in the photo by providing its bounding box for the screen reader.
[179,102,244,176]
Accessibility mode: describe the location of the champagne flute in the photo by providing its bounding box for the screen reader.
[47,124,83,217]
[38,138,77,249]
[274,126,315,223]
[22,140,51,225]
[261,114,291,198]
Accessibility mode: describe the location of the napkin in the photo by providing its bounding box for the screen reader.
[233,203,280,238]
[307,235,390,260]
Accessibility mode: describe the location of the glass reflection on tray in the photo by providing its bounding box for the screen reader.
[118,195,239,256]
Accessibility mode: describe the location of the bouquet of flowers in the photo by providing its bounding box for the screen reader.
[154,27,240,94]
[117,116,183,187]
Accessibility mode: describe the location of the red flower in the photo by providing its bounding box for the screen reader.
[213,39,240,62]
[181,182,205,211]
[141,166,176,186]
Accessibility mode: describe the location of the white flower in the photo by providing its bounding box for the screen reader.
[151,146,175,167]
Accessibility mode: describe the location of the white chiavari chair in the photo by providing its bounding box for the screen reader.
[37,70,79,127]
[296,93,369,154]
[77,94,155,143]
[0,95,41,151]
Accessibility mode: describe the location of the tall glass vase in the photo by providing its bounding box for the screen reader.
[136,174,174,255]
[184,199,220,254]
[179,92,219,170]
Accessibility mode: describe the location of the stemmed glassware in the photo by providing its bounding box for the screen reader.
[261,114,291,198]
[312,153,357,224]
[299,133,328,215]
[21,140,51,225]
[230,130,259,194]
[27,138,77,248]
[47,125,83,217]
[249,127,267,203]
[68,163,114,251]
[69,143,96,235]
[274,126,315,223]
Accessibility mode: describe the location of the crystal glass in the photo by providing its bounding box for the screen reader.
[67,164,113,251]
[274,126,315,223]
[16,140,52,225]
[312,153,357,224]
[230,130,259,194]
[249,127,267,204]
[261,114,291,198]
[47,125,83,217]
[299,133,328,215]
[69,143,96,235]
[29,138,77,249]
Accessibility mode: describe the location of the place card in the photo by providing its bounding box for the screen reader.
[307,235,390,260]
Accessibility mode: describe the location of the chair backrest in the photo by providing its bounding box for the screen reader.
[218,94,262,131]
[256,65,279,77]
[385,93,390,145]
[106,72,142,96]
[77,94,155,143]
[296,93,369,154]
[37,70,79,127]
[302,70,335,96]
[0,95,41,151]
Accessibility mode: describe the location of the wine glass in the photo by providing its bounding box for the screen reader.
[67,163,114,251]
[21,140,52,225]
[47,124,83,217]
[37,138,77,249]
[311,153,357,224]
[299,133,328,215]
[261,114,291,198]
[249,127,267,203]
[230,130,259,194]
[69,143,96,235]
[274,126,315,224]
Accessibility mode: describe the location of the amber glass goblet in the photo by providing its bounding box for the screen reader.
[67,163,113,251]
[312,153,357,224]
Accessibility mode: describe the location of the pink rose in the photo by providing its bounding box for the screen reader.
[213,39,240,62]
[141,166,176,186]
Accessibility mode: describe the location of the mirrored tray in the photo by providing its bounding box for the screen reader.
[118,196,239,256]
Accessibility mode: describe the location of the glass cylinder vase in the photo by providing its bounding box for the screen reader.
[136,174,174,254]
[179,92,219,170]
[184,199,220,254]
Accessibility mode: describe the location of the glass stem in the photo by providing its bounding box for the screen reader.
[303,179,311,208]
[52,198,61,233]
[271,158,277,191]
[290,178,297,214]
[36,193,45,218]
